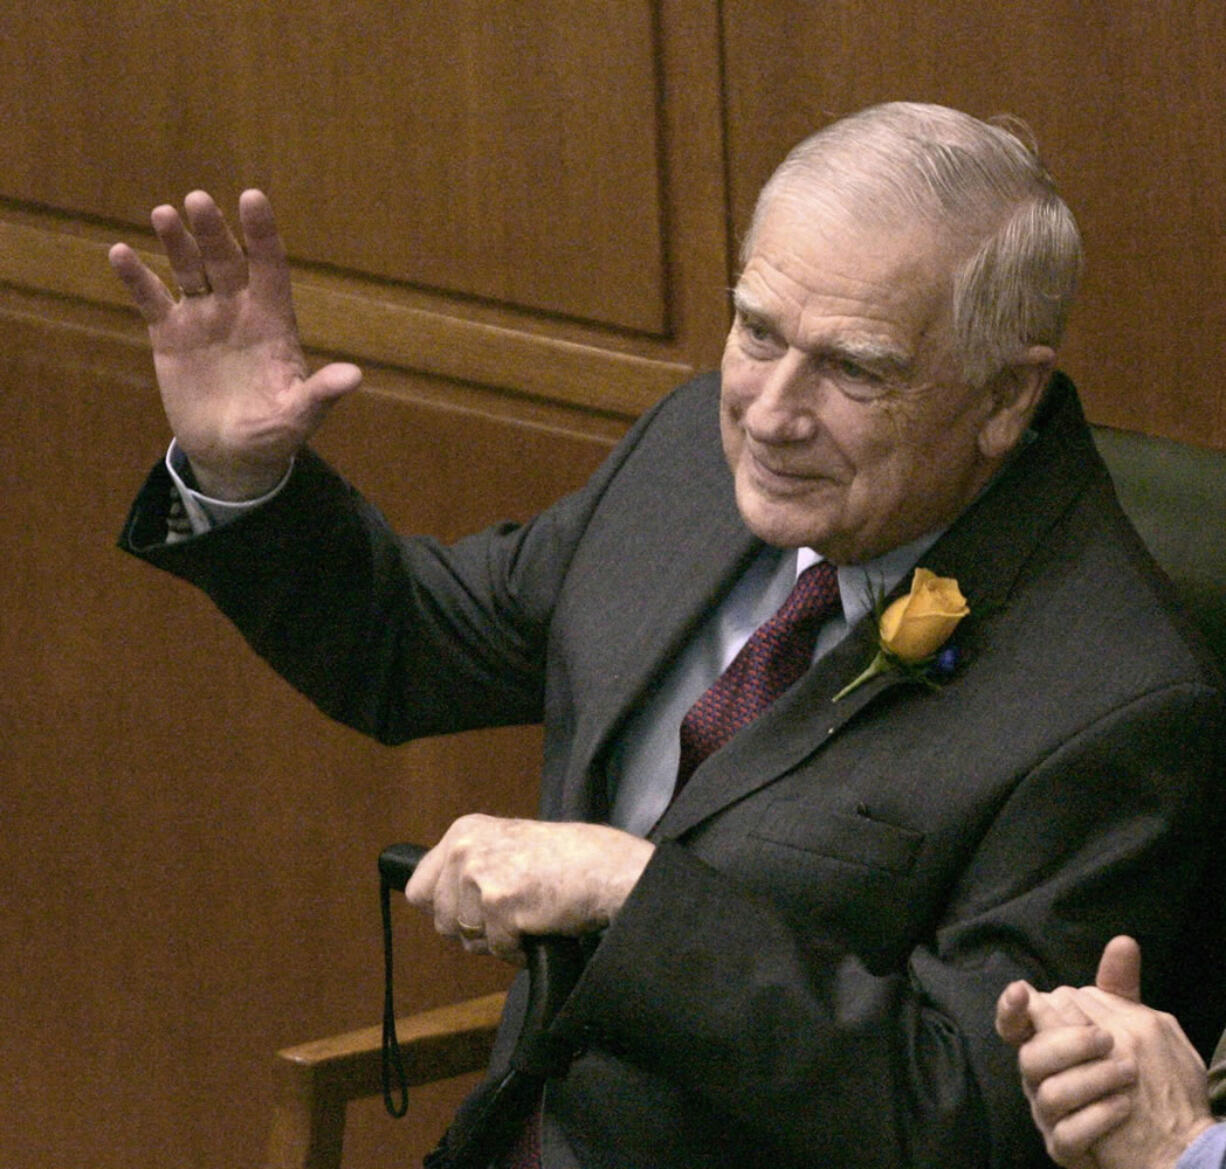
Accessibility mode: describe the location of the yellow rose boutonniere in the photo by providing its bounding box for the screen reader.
[833,568,970,702]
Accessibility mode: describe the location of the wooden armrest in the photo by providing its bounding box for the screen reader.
[265,990,507,1169]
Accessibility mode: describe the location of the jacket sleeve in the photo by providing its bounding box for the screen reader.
[1177,1126,1226,1169]
[549,681,1226,1169]
[118,395,672,744]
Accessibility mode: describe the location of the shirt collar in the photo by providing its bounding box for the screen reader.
[790,434,1033,626]
[796,527,944,629]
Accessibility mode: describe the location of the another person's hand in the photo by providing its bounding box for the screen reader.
[109,189,362,500]
[996,936,1216,1169]
[406,814,656,963]
[997,977,1131,1169]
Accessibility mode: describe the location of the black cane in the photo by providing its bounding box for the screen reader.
[378,842,585,1169]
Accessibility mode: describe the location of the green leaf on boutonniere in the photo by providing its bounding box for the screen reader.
[833,568,968,702]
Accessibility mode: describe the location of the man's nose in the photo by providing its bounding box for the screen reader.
[743,351,819,442]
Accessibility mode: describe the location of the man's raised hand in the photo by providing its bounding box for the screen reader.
[109,189,362,500]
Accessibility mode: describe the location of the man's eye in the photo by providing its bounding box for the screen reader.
[835,358,878,383]
[742,319,774,345]
[827,357,893,402]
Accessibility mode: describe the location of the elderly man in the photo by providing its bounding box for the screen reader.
[997,937,1226,1169]
[114,102,1224,1168]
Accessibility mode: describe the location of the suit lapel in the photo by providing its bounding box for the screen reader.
[651,601,909,839]
[589,507,761,737]
[553,378,762,821]
[648,373,1100,841]
[558,520,761,822]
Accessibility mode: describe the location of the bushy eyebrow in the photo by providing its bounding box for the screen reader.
[729,289,779,338]
[729,288,915,378]
[729,288,772,327]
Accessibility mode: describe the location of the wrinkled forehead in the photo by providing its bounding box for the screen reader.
[753,166,973,268]
[735,187,964,371]
[745,108,1022,279]
[743,182,961,304]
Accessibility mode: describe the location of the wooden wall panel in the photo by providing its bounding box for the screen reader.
[0,4,728,1164]
[0,1,724,345]
[0,1,730,408]
[0,299,616,1169]
[721,0,1226,449]
[5,1,1225,1166]
[256,2,668,332]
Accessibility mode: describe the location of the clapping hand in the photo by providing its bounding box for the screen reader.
[996,937,1215,1169]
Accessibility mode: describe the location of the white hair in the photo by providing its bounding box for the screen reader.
[744,102,1083,388]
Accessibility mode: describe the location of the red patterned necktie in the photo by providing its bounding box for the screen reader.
[676,559,841,791]
[488,564,839,1169]
[493,1104,542,1169]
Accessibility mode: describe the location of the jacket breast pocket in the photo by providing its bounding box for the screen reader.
[749,802,923,875]
[744,800,927,969]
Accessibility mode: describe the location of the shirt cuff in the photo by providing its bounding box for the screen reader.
[165,439,294,537]
[1177,1122,1226,1169]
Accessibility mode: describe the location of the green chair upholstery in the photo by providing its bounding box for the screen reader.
[1094,425,1226,667]
[1092,424,1226,1060]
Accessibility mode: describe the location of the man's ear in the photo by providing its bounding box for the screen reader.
[977,345,1056,460]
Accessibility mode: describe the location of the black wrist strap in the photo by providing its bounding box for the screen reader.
[381,873,409,1118]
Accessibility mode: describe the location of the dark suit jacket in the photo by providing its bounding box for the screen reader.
[123,372,1226,1168]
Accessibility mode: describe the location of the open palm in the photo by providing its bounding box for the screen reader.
[110,189,361,499]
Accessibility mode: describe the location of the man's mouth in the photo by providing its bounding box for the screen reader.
[744,448,826,493]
